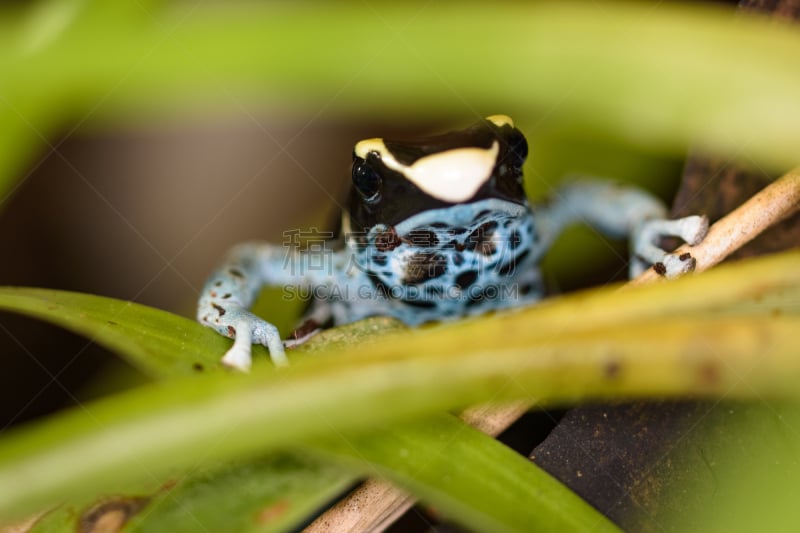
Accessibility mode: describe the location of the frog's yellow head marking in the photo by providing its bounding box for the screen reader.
[354,139,499,203]
[485,114,514,128]
[348,115,528,232]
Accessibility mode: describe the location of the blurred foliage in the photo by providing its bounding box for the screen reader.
[0,250,799,530]
[660,402,800,533]
[1,1,800,532]
[3,1,800,201]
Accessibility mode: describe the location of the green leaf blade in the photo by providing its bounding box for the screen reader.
[0,287,253,377]
[0,252,797,522]
[318,414,621,533]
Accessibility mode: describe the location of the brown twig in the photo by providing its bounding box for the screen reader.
[303,168,800,533]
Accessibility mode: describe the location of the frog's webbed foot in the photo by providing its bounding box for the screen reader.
[199,303,288,371]
[630,215,709,279]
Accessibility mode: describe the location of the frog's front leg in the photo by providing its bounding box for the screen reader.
[535,178,708,279]
[197,242,321,371]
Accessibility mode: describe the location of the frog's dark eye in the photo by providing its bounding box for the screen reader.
[507,130,528,168]
[352,158,382,203]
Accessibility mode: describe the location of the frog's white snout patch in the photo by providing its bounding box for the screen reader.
[355,140,499,203]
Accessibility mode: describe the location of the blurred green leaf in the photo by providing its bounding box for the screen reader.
[3,2,800,201]
[27,453,353,533]
[657,402,800,533]
[0,288,354,533]
[0,287,619,532]
[0,287,262,377]
[0,251,797,523]
[119,455,351,533]
[319,413,621,533]
[3,2,799,530]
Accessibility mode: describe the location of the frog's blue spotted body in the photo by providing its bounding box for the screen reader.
[198,115,708,371]
[340,198,542,325]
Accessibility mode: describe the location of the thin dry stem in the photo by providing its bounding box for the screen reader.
[303,168,800,533]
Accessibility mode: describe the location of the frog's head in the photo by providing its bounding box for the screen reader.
[347,115,528,234]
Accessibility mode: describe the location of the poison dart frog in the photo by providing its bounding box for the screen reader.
[198,115,707,371]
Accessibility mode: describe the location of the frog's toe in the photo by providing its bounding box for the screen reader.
[634,215,708,253]
[674,215,709,245]
[221,342,253,372]
[253,321,289,367]
[654,251,697,279]
[219,318,255,372]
